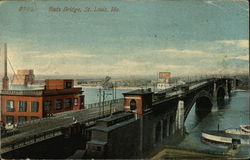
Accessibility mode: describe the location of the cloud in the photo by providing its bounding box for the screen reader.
[154,64,191,70]
[156,48,207,58]
[35,52,95,58]
[116,60,151,67]
[237,40,249,48]
[216,40,249,49]
[230,55,249,61]
[24,51,41,55]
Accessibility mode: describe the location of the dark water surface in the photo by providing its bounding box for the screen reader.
[180,90,249,157]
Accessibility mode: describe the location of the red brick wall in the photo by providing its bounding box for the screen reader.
[123,95,143,114]
[45,79,73,90]
[43,94,81,114]
[1,95,43,124]
[1,93,84,124]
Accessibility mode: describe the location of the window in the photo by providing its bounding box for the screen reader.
[18,116,26,124]
[74,98,78,106]
[31,101,39,112]
[65,81,72,88]
[31,116,39,120]
[64,98,72,108]
[19,101,27,112]
[80,96,84,107]
[97,146,102,151]
[43,101,51,111]
[55,99,62,110]
[6,116,14,124]
[130,99,136,110]
[6,100,14,112]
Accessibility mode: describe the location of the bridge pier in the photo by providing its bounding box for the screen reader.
[167,116,170,137]
[175,100,184,135]
[213,82,217,101]
[224,80,229,99]
[231,77,237,90]
[212,82,218,111]
[160,120,164,141]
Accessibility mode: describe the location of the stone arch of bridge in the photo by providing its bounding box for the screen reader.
[216,85,226,99]
[184,90,213,121]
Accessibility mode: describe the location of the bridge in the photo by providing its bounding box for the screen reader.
[0,77,238,157]
[0,98,124,154]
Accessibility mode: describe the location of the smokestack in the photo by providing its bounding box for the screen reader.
[2,43,9,90]
[4,43,7,77]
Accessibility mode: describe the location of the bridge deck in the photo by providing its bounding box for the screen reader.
[1,99,124,154]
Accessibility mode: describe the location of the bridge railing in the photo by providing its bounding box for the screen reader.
[85,98,123,109]
[2,98,124,137]
[1,105,125,152]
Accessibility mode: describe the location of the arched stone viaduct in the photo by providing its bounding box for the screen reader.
[122,78,238,156]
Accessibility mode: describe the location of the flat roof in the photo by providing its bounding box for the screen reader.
[123,89,153,95]
[88,118,137,132]
[97,112,133,123]
[0,89,43,96]
[87,140,107,145]
[0,87,82,96]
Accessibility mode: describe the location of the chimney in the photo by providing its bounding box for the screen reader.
[2,43,9,90]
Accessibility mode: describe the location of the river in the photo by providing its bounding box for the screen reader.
[180,90,249,157]
[82,87,132,104]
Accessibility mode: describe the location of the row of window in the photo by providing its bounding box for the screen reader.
[6,98,78,112]
[6,116,39,124]
[44,98,78,111]
[6,100,39,112]
[5,98,78,112]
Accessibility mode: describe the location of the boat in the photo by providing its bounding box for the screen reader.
[201,125,250,145]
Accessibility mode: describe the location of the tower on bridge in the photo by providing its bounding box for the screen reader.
[123,88,153,115]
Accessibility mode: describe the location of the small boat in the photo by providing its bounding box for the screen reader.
[201,125,250,145]
[240,125,250,133]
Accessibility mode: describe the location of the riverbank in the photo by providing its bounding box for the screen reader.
[78,85,155,90]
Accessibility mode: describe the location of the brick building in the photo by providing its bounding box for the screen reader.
[0,79,84,125]
[123,89,153,115]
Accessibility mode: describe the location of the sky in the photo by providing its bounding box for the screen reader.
[0,0,249,79]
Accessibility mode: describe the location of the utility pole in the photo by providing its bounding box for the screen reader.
[112,83,114,102]
[98,88,102,116]
[110,102,112,116]
[102,90,105,116]
[114,82,116,100]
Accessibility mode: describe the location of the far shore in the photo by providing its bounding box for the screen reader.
[76,85,155,90]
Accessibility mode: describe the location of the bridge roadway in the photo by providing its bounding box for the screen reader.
[0,78,223,154]
[1,99,124,154]
[153,79,211,106]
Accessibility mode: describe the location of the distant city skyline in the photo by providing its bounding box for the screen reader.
[0,0,249,79]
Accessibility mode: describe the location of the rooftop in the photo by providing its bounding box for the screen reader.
[123,88,153,95]
[88,118,136,132]
[0,87,82,96]
[97,112,133,123]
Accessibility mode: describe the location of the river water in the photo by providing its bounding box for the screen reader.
[82,87,133,104]
[180,90,249,157]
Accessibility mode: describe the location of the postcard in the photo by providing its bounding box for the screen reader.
[0,0,249,159]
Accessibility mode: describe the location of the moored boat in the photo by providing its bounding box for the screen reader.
[201,125,250,145]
